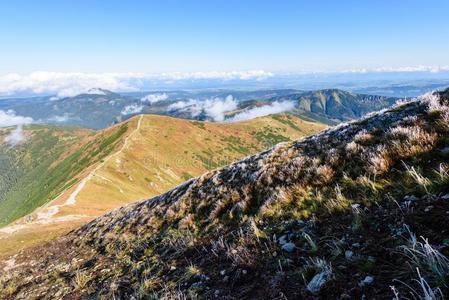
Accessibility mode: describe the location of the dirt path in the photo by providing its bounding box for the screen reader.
[65,114,143,206]
[0,115,143,235]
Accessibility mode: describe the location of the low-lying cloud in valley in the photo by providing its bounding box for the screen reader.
[228,101,296,122]
[121,104,143,115]
[46,113,71,123]
[141,93,169,104]
[0,110,33,146]
[168,96,296,122]
[168,95,238,122]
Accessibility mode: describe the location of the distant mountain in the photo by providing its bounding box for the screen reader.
[0,88,400,128]
[272,89,398,124]
[1,90,448,299]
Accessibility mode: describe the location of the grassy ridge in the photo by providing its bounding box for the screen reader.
[1,94,447,299]
[0,124,129,227]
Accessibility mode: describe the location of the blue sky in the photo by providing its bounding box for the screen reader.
[1,0,448,74]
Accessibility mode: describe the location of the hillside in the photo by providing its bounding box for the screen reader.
[273,89,398,124]
[0,113,325,256]
[0,122,133,227]
[1,90,448,299]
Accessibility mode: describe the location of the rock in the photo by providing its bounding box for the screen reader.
[242,269,247,275]
[340,293,351,300]
[278,235,288,246]
[214,290,220,297]
[190,282,205,289]
[360,276,374,286]
[223,276,229,282]
[170,265,176,271]
[439,146,449,155]
[352,243,361,248]
[345,250,354,260]
[307,269,333,294]
[282,242,295,253]
[351,203,361,210]
[220,270,226,276]
[441,194,449,200]
[424,205,434,212]
[404,195,419,202]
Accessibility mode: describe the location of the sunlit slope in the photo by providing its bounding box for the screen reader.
[58,113,326,217]
[0,125,92,226]
[0,113,325,256]
[0,122,132,227]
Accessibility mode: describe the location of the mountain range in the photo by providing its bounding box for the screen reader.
[0,89,448,299]
[0,88,398,128]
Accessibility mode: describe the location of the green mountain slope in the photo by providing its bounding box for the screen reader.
[1,90,448,299]
[0,123,129,226]
[274,89,398,124]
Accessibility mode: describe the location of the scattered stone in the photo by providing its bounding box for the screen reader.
[352,243,361,248]
[340,293,351,300]
[404,195,419,202]
[278,235,288,246]
[242,269,247,275]
[282,242,295,253]
[345,250,354,260]
[442,194,449,200]
[190,282,205,289]
[223,276,229,282]
[424,205,434,212]
[351,203,361,210]
[214,290,220,297]
[307,269,333,294]
[220,270,226,276]
[170,266,176,271]
[360,276,374,286]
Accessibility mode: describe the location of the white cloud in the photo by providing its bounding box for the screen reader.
[4,124,26,146]
[121,104,143,115]
[0,110,33,127]
[0,71,274,97]
[0,110,33,146]
[46,113,71,123]
[341,65,449,74]
[228,101,296,122]
[0,72,142,98]
[141,93,169,104]
[168,95,238,122]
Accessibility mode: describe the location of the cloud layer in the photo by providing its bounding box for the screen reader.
[0,110,33,146]
[121,104,143,115]
[0,71,273,97]
[141,93,169,104]
[168,95,238,122]
[229,101,296,122]
[0,110,33,127]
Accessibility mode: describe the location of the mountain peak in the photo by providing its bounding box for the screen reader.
[84,88,115,96]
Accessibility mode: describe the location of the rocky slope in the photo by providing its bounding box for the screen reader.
[1,90,448,299]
